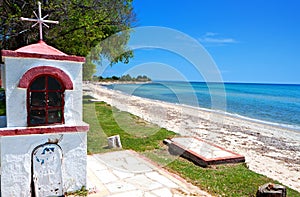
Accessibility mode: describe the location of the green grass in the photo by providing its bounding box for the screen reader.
[83,95,176,152]
[83,96,300,197]
[94,100,175,152]
[145,151,300,197]
[83,95,108,154]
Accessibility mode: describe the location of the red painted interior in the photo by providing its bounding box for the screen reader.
[27,75,65,126]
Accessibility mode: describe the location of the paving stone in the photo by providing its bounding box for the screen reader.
[112,169,134,179]
[126,174,163,191]
[95,150,153,173]
[87,156,108,171]
[122,162,153,173]
[145,171,178,188]
[144,192,159,197]
[173,194,187,197]
[86,166,109,196]
[125,156,139,165]
[87,151,212,197]
[93,169,118,184]
[122,156,154,172]
[108,190,144,197]
[151,188,173,197]
[104,180,137,193]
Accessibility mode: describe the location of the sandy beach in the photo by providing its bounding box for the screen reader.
[84,82,300,192]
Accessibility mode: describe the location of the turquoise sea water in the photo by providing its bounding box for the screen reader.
[105,82,300,131]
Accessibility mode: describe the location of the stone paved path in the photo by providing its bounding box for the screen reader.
[87,150,212,197]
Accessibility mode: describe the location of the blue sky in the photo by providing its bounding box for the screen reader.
[97,0,300,84]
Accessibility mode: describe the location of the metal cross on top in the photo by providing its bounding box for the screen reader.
[20,1,59,41]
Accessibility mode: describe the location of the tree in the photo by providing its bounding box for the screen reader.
[136,75,151,82]
[111,76,119,80]
[0,0,136,80]
[120,74,132,81]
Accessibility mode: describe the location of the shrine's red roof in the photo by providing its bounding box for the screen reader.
[1,41,85,62]
[16,40,67,56]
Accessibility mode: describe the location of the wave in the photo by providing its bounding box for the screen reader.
[172,102,300,132]
[225,111,300,132]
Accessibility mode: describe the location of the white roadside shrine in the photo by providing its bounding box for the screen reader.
[0,2,89,196]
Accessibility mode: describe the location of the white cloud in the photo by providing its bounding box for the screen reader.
[199,32,237,44]
[204,32,219,37]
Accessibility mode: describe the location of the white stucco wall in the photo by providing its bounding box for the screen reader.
[0,132,87,196]
[0,55,88,196]
[2,56,83,127]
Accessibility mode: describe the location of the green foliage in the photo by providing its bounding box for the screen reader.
[111,76,120,80]
[0,89,5,116]
[119,74,132,81]
[119,74,151,82]
[0,0,136,80]
[82,60,96,82]
[146,152,300,197]
[0,102,5,116]
[92,74,152,82]
[65,186,88,196]
[136,75,151,82]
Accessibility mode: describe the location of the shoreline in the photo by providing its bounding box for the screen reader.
[84,82,300,192]
[99,81,300,132]
[101,83,300,133]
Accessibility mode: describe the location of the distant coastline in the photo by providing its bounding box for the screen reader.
[90,74,152,84]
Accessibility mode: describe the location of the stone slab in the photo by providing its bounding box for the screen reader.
[165,137,245,167]
[87,150,212,196]
[93,150,154,173]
